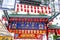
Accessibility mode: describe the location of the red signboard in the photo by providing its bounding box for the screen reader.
[15,4,51,14]
[9,30,46,34]
[8,29,46,39]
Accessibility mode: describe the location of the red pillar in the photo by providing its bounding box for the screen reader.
[46,25,48,40]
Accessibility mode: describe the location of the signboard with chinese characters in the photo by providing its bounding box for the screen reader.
[0,0,16,10]
[10,22,46,30]
[14,30,46,39]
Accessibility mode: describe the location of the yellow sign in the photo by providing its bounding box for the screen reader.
[20,34,35,38]
[0,36,13,40]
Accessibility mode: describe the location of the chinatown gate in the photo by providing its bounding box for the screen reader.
[1,0,60,40]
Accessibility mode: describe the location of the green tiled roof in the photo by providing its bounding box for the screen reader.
[49,25,60,29]
[8,14,50,18]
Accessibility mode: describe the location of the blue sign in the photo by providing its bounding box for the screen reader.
[10,22,45,30]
